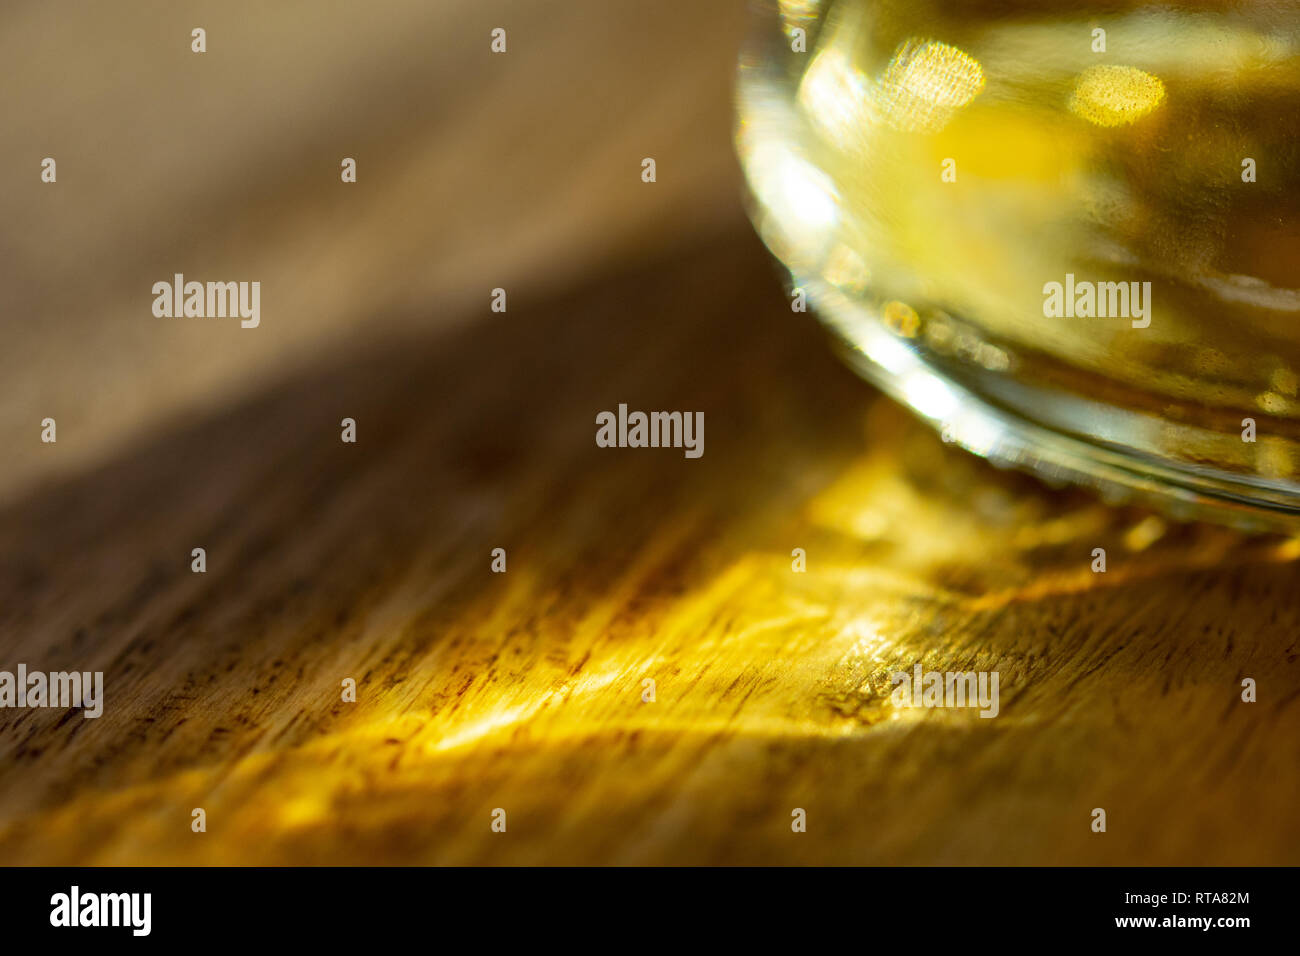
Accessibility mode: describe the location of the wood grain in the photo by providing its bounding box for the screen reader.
[3,225,1299,865]
[1,0,1298,866]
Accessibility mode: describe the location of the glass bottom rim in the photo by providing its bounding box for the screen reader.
[807,279,1300,533]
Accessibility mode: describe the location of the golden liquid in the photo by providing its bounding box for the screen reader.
[738,0,1300,493]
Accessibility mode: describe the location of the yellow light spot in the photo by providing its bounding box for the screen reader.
[277,794,329,828]
[974,342,1010,372]
[1069,65,1166,127]
[1257,436,1297,480]
[1123,515,1167,552]
[779,0,821,30]
[878,39,985,133]
[823,243,871,293]
[882,300,921,338]
[1274,536,1300,562]
[1256,391,1289,415]
[935,106,1078,182]
[1269,367,1298,397]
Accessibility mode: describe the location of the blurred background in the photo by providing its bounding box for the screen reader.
[1,0,743,503]
[1,0,1298,865]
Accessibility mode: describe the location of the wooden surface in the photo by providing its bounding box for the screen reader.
[2,0,1299,866]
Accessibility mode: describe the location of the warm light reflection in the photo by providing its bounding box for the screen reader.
[902,369,958,419]
[798,45,875,149]
[778,0,822,34]
[744,141,840,252]
[9,410,1299,864]
[25,533,1294,853]
[797,34,985,143]
[877,39,985,133]
[1069,64,1166,127]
